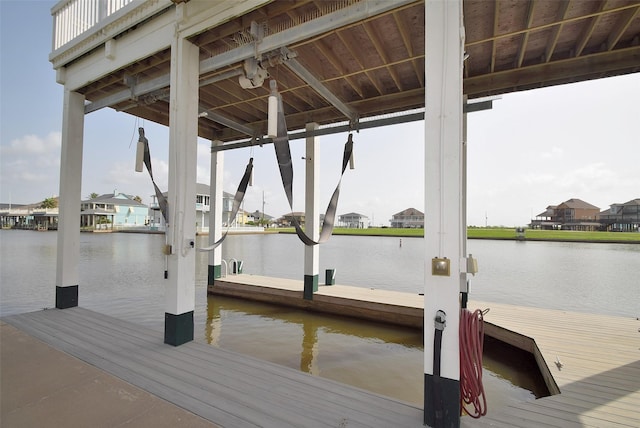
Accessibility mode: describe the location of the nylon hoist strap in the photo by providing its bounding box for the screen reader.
[198,158,254,252]
[139,128,168,223]
[433,310,446,428]
[272,94,353,246]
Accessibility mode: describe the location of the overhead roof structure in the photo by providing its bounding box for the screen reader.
[49,2,640,424]
[51,0,640,146]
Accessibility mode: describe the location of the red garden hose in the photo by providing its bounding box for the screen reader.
[460,308,487,418]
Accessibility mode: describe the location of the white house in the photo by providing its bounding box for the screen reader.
[338,212,369,229]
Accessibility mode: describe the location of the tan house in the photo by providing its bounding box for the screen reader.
[279,212,306,227]
[530,198,600,231]
[390,208,424,228]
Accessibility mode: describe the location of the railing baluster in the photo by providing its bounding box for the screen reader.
[52,0,134,50]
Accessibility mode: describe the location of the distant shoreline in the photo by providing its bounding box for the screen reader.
[7,226,638,244]
[277,227,640,244]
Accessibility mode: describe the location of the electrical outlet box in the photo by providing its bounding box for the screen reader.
[467,254,478,275]
[432,257,450,276]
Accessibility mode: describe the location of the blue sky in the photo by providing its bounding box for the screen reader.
[1,0,639,226]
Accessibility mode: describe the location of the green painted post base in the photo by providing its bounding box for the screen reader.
[303,275,318,300]
[56,285,78,309]
[208,264,221,286]
[164,311,194,346]
[424,373,460,427]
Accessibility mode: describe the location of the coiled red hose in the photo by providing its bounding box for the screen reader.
[460,308,487,418]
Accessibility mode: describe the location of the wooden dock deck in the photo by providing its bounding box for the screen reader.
[211,274,640,427]
[2,275,638,427]
[2,307,423,428]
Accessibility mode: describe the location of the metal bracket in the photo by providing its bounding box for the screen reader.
[435,310,446,331]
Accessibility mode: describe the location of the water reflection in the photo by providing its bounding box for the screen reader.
[204,295,425,404]
[203,294,536,408]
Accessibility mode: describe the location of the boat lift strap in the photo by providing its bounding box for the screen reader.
[273,93,353,246]
[198,157,254,252]
[139,128,168,223]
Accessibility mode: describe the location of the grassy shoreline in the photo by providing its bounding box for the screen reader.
[277,227,640,243]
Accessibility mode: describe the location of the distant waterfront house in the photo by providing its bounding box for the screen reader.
[599,199,640,232]
[390,208,424,228]
[0,204,28,228]
[0,202,58,230]
[530,205,560,230]
[529,198,600,231]
[250,210,274,226]
[81,192,148,230]
[149,185,245,233]
[338,212,369,229]
[279,212,306,227]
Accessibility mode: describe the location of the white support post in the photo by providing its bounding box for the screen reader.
[208,140,224,285]
[424,0,465,426]
[303,122,320,300]
[55,89,85,309]
[164,34,199,346]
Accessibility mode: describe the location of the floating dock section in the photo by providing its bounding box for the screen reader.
[210,274,640,427]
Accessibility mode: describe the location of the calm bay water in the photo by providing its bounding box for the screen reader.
[223,233,640,318]
[1,230,637,410]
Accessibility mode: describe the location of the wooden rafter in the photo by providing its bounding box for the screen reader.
[516,0,536,68]
[393,10,423,87]
[335,30,384,96]
[545,0,571,63]
[607,6,640,51]
[363,21,403,91]
[466,2,639,48]
[314,39,364,99]
[574,0,608,57]
[465,45,640,97]
[491,0,500,73]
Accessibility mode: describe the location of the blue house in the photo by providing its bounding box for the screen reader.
[80,192,148,230]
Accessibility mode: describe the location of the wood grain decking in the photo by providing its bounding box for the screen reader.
[212,275,640,428]
[3,276,639,427]
[2,307,423,428]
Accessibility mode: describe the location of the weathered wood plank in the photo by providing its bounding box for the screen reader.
[210,276,640,428]
[3,308,423,428]
[4,277,639,428]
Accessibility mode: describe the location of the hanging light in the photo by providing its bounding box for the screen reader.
[267,79,279,139]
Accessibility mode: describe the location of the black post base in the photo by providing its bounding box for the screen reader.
[208,264,221,286]
[164,311,194,346]
[303,275,318,300]
[424,373,460,427]
[56,285,78,309]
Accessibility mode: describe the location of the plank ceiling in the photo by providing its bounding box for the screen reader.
[71,0,640,143]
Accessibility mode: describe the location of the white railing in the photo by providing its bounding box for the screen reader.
[52,0,134,50]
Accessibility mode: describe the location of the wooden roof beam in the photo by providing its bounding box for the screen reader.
[466,3,639,48]
[544,0,571,63]
[464,45,640,97]
[284,56,357,124]
[335,30,384,96]
[574,0,608,57]
[607,6,640,51]
[314,39,365,99]
[393,10,423,86]
[491,0,500,73]
[363,21,403,91]
[516,0,536,68]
